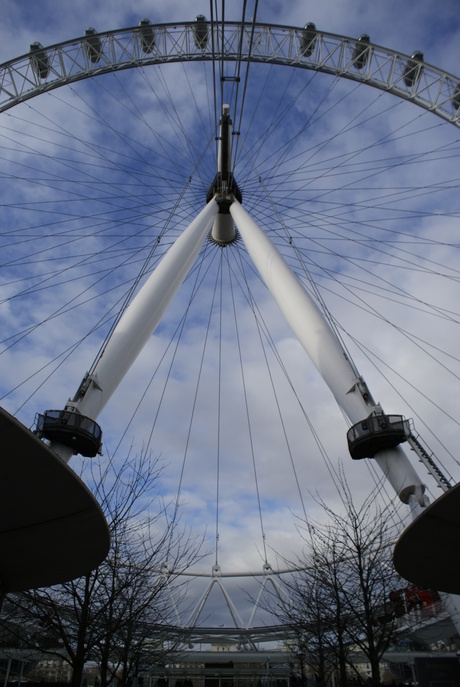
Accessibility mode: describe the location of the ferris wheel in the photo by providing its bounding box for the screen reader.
[1,14,460,628]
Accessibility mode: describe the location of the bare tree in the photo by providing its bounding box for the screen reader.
[280,563,337,687]
[2,449,202,687]
[273,474,402,687]
[314,478,401,686]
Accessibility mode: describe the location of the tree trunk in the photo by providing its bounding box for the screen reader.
[71,576,92,687]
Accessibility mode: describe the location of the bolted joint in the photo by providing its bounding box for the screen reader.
[206,172,242,205]
[215,192,234,214]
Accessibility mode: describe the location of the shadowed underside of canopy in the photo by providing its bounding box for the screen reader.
[0,406,110,592]
[394,483,460,595]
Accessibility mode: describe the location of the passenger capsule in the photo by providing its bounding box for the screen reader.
[403,50,424,88]
[352,34,370,70]
[193,14,209,50]
[452,83,460,111]
[84,27,102,64]
[139,18,155,54]
[35,409,103,458]
[347,413,411,460]
[300,22,317,57]
[29,42,50,79]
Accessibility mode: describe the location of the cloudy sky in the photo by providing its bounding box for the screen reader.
[1,0,460,627]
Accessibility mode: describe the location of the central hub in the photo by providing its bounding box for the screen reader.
[206,105,242,245]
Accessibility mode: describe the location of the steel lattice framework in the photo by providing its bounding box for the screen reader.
[1,21,459,124]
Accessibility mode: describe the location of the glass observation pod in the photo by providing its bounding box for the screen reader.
[404,50,424,88]
[300,22,317,57]
[139,18,155,54]
[29,42,50,79]
[35,409,102,458]
[193,15,209,50]
[347,413,411,460]
[453,83,460,111]
[84,27,103,64]
[352,34,370,70]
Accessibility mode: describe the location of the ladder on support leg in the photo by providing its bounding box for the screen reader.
[408,432,452,493]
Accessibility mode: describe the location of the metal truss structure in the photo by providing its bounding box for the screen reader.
[0,22,459,125]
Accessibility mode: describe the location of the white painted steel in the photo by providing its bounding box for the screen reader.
[2,25,459,129]
[230,199,425,505]
[66,200,218,424]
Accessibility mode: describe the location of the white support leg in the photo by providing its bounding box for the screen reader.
[76,199,218,420]
[51,199,218,462]
[230,199,425,505]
